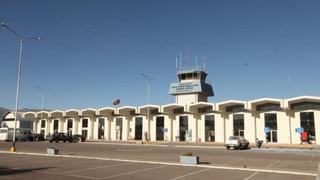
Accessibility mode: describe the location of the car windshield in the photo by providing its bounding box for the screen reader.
[229,136,238,140]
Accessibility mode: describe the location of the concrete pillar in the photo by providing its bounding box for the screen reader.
[244,113,255,143]
[200,115,205,142]
[93,118,98,140]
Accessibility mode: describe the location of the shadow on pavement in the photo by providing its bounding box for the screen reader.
[199,161,210,164]
[0,167,54,176]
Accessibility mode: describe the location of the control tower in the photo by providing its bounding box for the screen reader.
[169,67,214,105]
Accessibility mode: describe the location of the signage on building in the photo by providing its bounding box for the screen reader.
[295,127,304,133]
[169,81,202,94]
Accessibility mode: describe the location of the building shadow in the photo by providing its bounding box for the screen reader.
[0,167,54,176]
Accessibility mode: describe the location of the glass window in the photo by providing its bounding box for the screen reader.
[82,119,88,128]
[156,116,164,141]
[257,103,281,112]
[226,105,245,113]
[291,102,320,110]
[265,113,277,130]
[53,120,59,131]
[41,120,46,128]
[135,117,143,140]
[205,115,215,142]
[300,112,315,138]
[67,119,73,130]
[179,116,188,141]
[233,114,244,136]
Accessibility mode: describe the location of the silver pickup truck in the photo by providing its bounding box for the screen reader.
[225,136,249,150]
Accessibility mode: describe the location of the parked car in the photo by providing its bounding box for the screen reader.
[225,136,249,150]
[48,132,74,143]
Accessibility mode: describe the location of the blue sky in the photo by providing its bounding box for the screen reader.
[1,0,320,110]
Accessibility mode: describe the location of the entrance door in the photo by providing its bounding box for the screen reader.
[135,117,143,140]
[179,116,188,141]
[266,130,278,143]
[53,120,59,133]
[67,119,73,135]
[205,115,215,142]
[98,118,105,140]
[300,112,315,142]
[82,119,88,139]
[116,118,123,140]
[156,116,164,141]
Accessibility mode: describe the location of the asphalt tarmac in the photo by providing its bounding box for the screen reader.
[0,141,319,180]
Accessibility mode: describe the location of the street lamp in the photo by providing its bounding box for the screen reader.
[1,22,41,152]
[141,74,152,142]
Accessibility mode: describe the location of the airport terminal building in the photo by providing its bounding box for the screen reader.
[2,68,320,145]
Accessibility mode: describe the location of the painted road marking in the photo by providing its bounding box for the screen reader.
[316,162,320,180]
[61,162,132,174]
[243,160,280,180]
[100,165,166,179]
[169,168,210,180]
[0,151,316,177]
[243,172,259,180]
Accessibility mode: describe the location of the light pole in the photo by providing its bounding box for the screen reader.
[141,74,152,142]
[1,22,41,152]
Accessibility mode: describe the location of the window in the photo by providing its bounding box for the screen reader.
[67,119,73,130]
[179,116,188,141]
[135,117,143,140]
[257,103,281,112]
[265,113,277,130]
[205,115,215,142]
[198,106,213,113]
[226,105,245,113]
[53,120,59,131]
[300,112,315,138]
[82,119,88,128]
[233,114,244,136]
[41,120,46,128]
[291,102,320,110]
[156,116,164,141]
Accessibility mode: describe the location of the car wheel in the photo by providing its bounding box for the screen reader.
[56,141,59,143]
[49,140,53,143]
[226,146,230,150]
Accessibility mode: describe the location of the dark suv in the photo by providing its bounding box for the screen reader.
[48,133,73,143]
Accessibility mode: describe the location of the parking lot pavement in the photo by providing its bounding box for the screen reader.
[0,141,319,179]
[0,153,317,180]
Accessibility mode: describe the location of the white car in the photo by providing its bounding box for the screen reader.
[225,136,249,150]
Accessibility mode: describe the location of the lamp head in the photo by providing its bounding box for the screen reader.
[0,22,6,27]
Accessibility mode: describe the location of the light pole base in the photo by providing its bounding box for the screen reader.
[10,147,16,152]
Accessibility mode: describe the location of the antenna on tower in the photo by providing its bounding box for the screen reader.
[196,56,198,70]
[179,52,182,70]
[176,57,178,74]
[201,56,207,72]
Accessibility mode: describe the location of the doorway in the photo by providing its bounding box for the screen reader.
[179,116,188,141]
[98,118,105,140]
[135,117,143,140]
[156,116,164,141]
[116,118,123,140]
[205,115,215,142]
